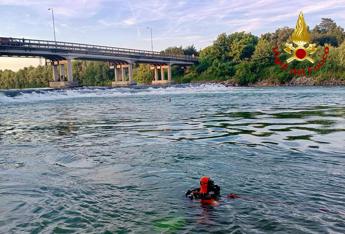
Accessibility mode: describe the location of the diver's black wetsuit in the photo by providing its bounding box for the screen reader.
[185,184,220,200]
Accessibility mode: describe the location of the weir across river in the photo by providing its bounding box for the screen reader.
[0,37,198,88]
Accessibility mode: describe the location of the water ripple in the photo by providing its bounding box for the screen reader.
[1,86,345,233]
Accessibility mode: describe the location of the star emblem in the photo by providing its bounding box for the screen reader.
[284,12,317,63]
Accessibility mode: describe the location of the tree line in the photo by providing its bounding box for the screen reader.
[0,18,344,89]
[187,18,345,85]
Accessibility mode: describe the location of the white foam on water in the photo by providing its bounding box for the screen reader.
[0,84,233,103]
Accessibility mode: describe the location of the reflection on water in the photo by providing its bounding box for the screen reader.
[0,86,345,233]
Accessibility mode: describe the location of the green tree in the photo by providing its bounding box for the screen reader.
[213,33,230,61]
[133,64,152,84]
[183,45,198,56]
[337,41,345,67]
[161,46,184,56]
[197,46,217,73]
[234,61,256,85]
[228,32,258,61]
[312,18,345,46]
[262,27,294,47]
[252,38,273,66]
[195,32,257,80]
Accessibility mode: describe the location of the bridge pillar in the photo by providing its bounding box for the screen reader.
[160,66,165,81]
[49,59,78,89]
[52,65,59,82]
[113,65,123,82]
[67,59,73,82]
[121,65,126,81]
[128,63,133,83]
[154,66,158,81]
[112,63,136,87]
[114,66,118,82]
[152,65,172,85]
[60,64,66,81]
[167,64,172,82]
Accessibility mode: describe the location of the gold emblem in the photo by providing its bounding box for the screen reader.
[284,12,317,63]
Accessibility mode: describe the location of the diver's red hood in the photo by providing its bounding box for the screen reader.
[200,176,210,194]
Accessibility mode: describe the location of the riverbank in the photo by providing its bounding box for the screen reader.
[213,77,345,87]
[1,77,345,91]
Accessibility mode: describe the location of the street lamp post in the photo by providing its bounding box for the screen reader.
[48,8,57,43]
[146,27,153,52]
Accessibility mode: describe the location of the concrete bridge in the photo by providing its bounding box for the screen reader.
[0,37,198,88]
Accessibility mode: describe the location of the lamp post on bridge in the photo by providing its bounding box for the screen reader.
[146,26,153,52]
[48,8,57,43]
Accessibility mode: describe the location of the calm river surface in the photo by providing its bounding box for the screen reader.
[1,85,345,233]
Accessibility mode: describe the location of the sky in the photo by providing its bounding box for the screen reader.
[1,0,345,71]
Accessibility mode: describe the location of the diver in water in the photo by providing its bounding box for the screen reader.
[185,176,220,200]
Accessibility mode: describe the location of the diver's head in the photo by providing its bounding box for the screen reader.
[200,176,214,194]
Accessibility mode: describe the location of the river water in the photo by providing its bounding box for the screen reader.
[0,85,345,233]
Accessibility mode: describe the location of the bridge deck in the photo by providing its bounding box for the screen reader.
[0,37,198,65]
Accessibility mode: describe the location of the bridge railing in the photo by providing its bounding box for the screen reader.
[0,37,198,62]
